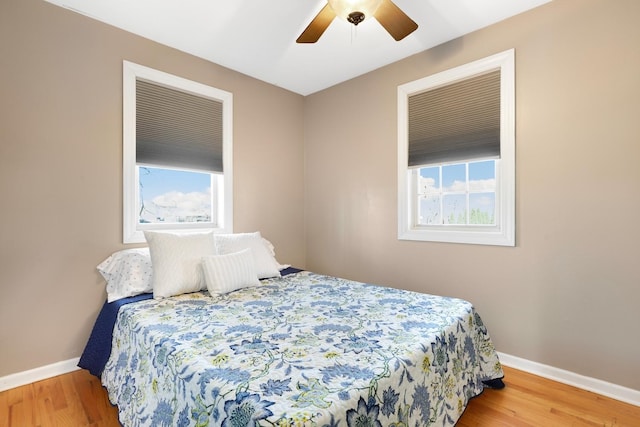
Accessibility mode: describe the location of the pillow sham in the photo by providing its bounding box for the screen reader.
[214,232,281,279]
[262,237,291,271]
[144,231,216,299]
[97,248,153,303]
[202,249,260,295]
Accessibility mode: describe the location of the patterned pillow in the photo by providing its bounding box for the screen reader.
[97,248,153,303]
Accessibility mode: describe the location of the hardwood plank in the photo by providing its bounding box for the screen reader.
[72,368,113,425]
[33,383,57,427]
[5,387,25,427]
[0,366,638,426]
[56,373,93,426]
[0,387,8,427]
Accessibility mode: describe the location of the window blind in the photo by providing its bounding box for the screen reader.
[408,70,500,167]
[136,79,224,173]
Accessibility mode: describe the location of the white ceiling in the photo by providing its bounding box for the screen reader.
[44,0,551,95]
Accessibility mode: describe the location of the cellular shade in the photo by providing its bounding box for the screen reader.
[136,79,223,173]
[408,70,500,167]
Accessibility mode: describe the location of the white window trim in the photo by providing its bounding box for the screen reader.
[123,61,233,244]
[397,49,515,246]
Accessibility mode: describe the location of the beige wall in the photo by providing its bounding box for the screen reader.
[304,0,640,390]
[0,0,305,376]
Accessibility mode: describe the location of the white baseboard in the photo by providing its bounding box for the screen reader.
[498,352,640,407]
[0,358,80,393]
[1,354,638,408]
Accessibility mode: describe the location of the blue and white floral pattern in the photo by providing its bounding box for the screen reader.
[102,271,503,426]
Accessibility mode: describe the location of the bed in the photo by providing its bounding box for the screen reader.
[79,232,504,426]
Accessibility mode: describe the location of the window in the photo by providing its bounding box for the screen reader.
[398,49,515,246]
[138,166,219,225]
[415,159,496,226]
[123,61,233,243]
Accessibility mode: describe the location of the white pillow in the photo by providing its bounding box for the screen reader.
[97,248,153,303]
[262,238,291,271]
[215,232,281,279]
[202,249,260,295]
[144,231,216,299]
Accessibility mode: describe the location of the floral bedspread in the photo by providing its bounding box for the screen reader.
[102,271,503,426]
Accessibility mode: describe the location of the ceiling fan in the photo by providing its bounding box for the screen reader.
[296,0,418,43]
[297,0,418,43]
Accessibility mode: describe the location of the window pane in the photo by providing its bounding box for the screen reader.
[138,166,213,224]
[418,167,439,196]
[419,195,441,225]
[469,160,496,191]
[442,163,466,192]
[443,194,466,224]
[469,193,495,225]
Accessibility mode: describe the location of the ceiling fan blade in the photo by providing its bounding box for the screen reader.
[374,0,418,41]
[297,4,336,43]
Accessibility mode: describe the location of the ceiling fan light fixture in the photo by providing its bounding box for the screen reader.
[328,0,383,24]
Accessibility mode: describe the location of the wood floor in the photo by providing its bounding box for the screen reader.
[1,366,638,426]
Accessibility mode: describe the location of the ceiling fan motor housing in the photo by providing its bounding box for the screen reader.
[347,11,366,25]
